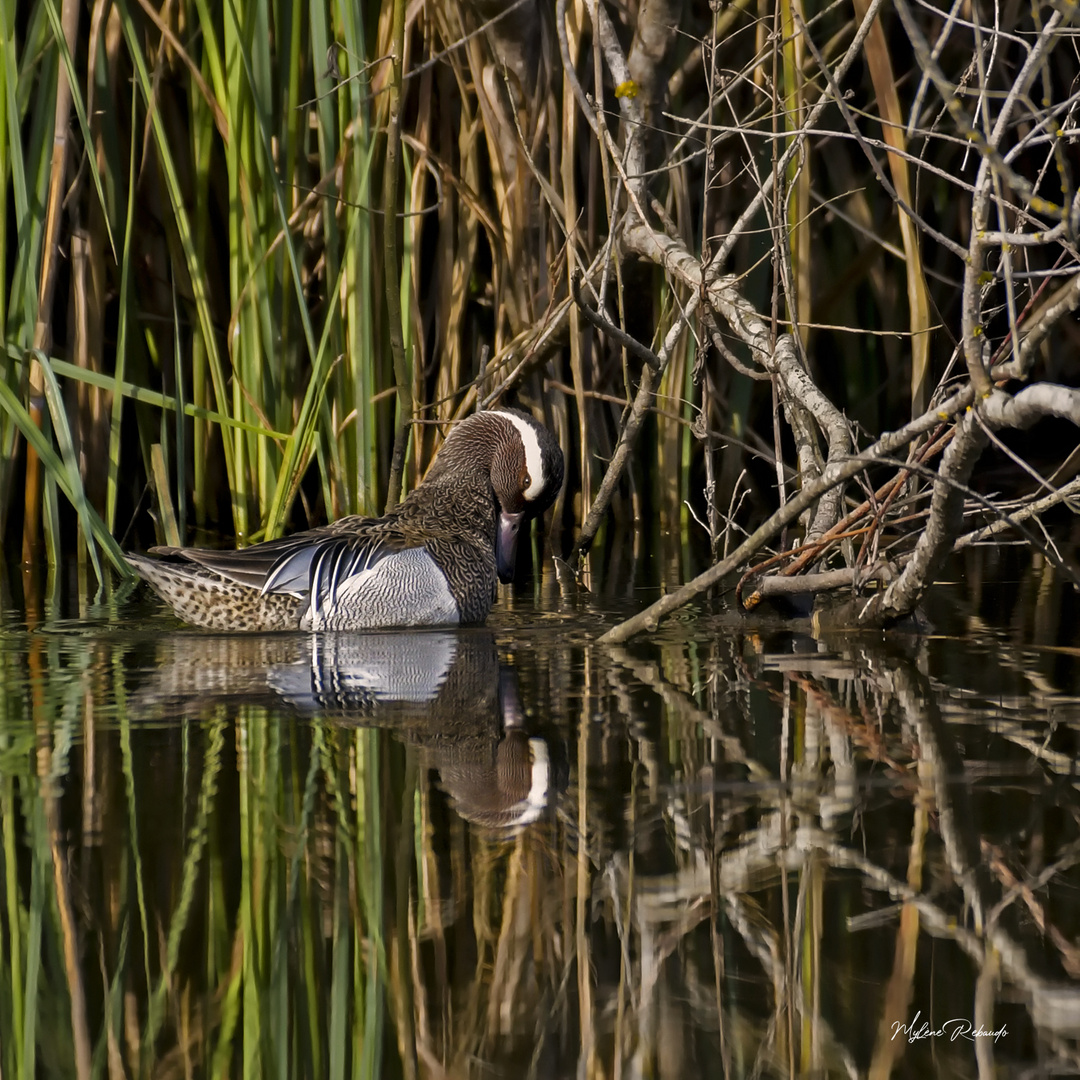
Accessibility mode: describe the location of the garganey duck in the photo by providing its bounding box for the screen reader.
[127,408,563,631]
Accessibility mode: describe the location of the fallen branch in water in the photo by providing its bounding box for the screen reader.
[599,382,1080,643]
[552,0,1080,644]
[598,386,975,644]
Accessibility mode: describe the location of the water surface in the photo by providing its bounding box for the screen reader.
[0,555,1077,1078]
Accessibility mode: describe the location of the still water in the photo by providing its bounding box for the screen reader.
[0,551,1078,1078]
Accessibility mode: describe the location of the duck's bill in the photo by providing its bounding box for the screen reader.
[496,511,523,584]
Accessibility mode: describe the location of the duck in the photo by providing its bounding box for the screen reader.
[126,408,564,631]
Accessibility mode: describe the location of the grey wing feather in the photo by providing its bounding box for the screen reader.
[264,535,387,604]
[152,526,389,600]
[154,532,338,592]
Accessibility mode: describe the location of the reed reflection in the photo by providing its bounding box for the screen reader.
[132,628,554,832]
[0,611,1078,1078]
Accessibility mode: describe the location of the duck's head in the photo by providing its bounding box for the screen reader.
[488,409,564,582]
[435,408,564,583]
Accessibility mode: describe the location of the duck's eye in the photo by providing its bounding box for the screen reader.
[523,472,532,489]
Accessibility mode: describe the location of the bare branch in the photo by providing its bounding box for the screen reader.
[599,386,977,644]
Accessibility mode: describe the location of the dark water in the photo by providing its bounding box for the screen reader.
[0,553,1078,1078]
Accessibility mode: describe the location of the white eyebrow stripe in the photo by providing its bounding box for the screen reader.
[496,411,545,501]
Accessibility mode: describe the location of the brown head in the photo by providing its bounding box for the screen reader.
[428,408,564,583]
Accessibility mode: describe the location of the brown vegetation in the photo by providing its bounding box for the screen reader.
[3,0,1080,636]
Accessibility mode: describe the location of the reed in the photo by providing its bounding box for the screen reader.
[1,0,1076,608]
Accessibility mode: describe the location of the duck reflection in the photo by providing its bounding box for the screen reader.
[133,629,552,830]
[271,632,551,828]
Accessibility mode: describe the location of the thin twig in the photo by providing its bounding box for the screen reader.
[570,272,661,371]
